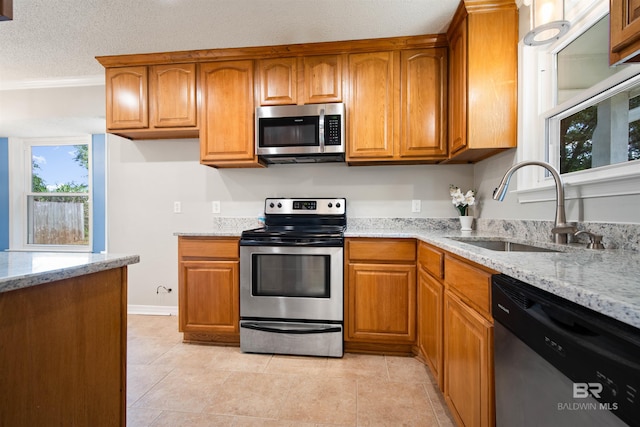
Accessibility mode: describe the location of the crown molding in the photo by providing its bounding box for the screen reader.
[0,75,104,91]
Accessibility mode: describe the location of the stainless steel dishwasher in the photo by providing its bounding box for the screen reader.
[492,274,640,427]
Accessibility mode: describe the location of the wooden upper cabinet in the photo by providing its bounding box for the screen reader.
[258,57,297,105]
[101,33,501,163]
[149,63,197,128]
[400,48,447,159]
[258,54,343,105]
[448,23,467,155]
[347,51,399,160]
[199,60,262,168]
[347,49,447,163]
[610,0,640,64]
[106,66,148,130]
[302,54,343,104]
[446,1,517,163]
[105,64,199,139]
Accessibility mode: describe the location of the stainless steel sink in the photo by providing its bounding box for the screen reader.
[449,238,562,253]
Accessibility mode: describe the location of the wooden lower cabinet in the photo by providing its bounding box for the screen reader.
[417,269,444,388]
[345,238,417,354]
[417,241,445,388]
[444,291,494,427]
[0,268,128,427]
[178,236,240,344]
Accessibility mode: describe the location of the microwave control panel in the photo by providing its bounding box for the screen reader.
[325,115,342,146]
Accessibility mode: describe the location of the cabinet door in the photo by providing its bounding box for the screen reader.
[611,0,640,63]
[444,291,494,427]
[448,20,467,155]
[106,66,148,130]
[302,54,343,104]
[149,63,197,128]
[346,262,416,343]
[179,260,239,335]
[258,57,297,105]
[418,269,443,389]
[347,51,399,160]
[199,60,257,165]
[400,48,447,159]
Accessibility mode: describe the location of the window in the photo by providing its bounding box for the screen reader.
[9,136,93,252]
[551,16,640,174]
[518,0,640,201]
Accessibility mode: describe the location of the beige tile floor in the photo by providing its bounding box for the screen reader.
[127,315,456,427]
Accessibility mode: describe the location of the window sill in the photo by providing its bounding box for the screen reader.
[516,161,640,203]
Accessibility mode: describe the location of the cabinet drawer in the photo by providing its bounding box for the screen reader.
[347,238,416,262]
[418,241,444,279]
[178,237,239,259]
[444,255,494,318]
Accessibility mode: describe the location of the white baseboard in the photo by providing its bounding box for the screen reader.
[128,305,178,316]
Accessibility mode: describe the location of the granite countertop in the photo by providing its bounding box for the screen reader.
[177,221,640,329]
[347,227,640,330]
[0,252,140,294]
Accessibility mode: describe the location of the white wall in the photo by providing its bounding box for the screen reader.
[0,84,474,309]
[473,149,640,223]
[107,135,474,308]
[6,82,638,310]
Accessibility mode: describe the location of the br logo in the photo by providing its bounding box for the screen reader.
[573,383,603,399]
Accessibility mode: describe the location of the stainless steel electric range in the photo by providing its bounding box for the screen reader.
[239,198,346,358]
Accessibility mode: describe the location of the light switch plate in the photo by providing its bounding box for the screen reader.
[212,201,221,214]
[173,201,181,214]
[411,199,421,213]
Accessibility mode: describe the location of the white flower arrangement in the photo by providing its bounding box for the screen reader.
[449,185,476,216]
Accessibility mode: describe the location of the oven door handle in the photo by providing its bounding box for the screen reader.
[241,322,342,335]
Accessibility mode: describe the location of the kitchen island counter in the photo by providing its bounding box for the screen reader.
[0,251,140,293]
[0,251,139,427]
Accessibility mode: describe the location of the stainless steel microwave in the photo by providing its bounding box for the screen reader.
[255,103,345,164]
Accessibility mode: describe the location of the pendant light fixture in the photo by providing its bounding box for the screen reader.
[524,0,570,46]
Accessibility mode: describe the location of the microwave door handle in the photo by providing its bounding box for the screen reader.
[319,108,325,152]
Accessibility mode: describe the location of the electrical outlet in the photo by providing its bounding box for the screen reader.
[212,201,221,214]
[173,201,181,214]
[411,199,421,213]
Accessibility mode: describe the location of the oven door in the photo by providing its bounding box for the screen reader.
[239,245,343,322]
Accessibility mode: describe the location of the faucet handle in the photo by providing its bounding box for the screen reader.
[574,230,605,250]
[551,224,578,235]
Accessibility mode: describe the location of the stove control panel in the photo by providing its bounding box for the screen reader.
[265,198,346,215]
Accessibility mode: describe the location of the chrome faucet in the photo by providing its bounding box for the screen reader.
[493,161,576,244]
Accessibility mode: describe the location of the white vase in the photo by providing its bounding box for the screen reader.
[459,215,474,231]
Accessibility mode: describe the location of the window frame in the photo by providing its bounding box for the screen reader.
[516,0,640,204]
[9,135,93,252]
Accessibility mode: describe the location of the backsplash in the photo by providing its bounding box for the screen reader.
[213,217,640,252]
[475,219,640,252]
[346,217,459,231]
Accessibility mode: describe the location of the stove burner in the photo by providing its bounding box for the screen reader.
[240,198,346,247]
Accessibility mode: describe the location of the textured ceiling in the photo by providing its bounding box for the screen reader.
[0,0,459,137]
[0,0,459,88]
